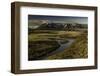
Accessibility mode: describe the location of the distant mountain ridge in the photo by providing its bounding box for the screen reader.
[28,20,87,30]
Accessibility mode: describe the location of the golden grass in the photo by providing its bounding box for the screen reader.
[47,32,88,59]
[28,31,81,41]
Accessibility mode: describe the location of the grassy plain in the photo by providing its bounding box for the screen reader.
[28,29,87,60]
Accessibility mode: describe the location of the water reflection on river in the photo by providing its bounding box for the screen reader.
[43,38,75,59]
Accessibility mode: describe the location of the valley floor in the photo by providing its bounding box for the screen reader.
[28,30,88,60]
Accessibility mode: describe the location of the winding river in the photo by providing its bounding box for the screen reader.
[42,38,75,59]
[56,39,75,52]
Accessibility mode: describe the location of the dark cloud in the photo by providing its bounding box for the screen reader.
[28,15,88,24]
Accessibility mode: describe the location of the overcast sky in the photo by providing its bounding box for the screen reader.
[28,15,88,24]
